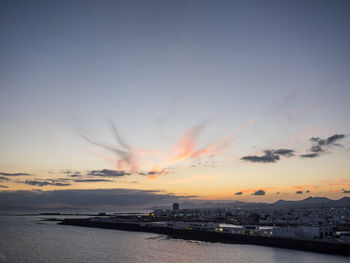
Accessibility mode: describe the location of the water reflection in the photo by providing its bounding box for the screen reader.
[0,216,348,263]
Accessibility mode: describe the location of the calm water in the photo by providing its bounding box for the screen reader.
[0,215,349,263]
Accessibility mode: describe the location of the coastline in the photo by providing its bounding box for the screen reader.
[59,218,350,257]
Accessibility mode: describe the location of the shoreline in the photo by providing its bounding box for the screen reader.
[59,218,350,257]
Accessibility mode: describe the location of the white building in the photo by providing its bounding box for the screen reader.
[273,226,334,239]
[339,233,350,242]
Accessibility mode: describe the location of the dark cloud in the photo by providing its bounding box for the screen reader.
[61,170,82,177]
[241,150,280,163]
[88,169,130,177]
[302,134,346,158]
[273,149,295,157]
[342,189,350,194]
[310,145,323,153]
[22,180,71,187]
[326,134,346,145]
[68,173,82,178]
[241,149,294,163]
[276,192,280,195]
[61,169,73,174]
[0,188,196,208]
[147,171,157,175]
[0,185,8,188]
[310,137,325,145]
[19,177,113,185]
[300,153,319,158]
[296,191,303,194]
[0,176,9,181]
[252,190,265,196]
[73,179,113,183]
[0,172,30,176]
[306,190,310,193]
[235,192,243,195]
[49,178,71,182]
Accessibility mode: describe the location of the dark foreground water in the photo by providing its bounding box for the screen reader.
[0,215,349,263]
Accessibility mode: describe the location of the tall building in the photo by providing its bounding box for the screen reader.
[173,203,179,211]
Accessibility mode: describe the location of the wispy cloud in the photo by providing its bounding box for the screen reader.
[81,118,256,180]
[73,179,113,183]
[167,119,209,164]
[88,169,130,177]
[0,188,196,208]
[192,118,257,160]
[0,172,30,176]
[300,153,319,158]
[292,184,319,191]
[80,124,141,172]
[25,169,136,186]
[60,170,82,177]
[60,169,73,174]
[22,180,71,187]
[322,179,350,187]
[147,169,168,180]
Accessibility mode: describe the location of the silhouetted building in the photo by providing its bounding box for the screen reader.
[173,203,179,211]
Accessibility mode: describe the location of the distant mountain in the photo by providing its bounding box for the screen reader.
[150,200,260,210]
[150,197,350,210]
[269,197,339,209]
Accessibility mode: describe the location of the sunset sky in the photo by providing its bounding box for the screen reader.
[1,0,350,209]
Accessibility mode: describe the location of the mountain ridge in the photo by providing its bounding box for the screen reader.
[150,196,350,210]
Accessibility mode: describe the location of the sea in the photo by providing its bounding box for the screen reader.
[0,213,349,263]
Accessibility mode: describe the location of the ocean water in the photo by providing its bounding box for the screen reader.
[0,215,349,263]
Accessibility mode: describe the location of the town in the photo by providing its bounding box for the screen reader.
[91,202,350,242]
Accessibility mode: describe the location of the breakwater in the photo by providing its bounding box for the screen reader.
[60,219,350,257]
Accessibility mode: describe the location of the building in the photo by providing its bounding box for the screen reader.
[173,203,179,211]
[273,226,334,239]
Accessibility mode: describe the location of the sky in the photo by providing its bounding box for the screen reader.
[1,0,350,209]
